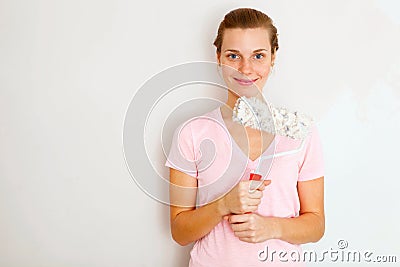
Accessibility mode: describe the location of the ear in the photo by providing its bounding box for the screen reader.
[271,53,276,66]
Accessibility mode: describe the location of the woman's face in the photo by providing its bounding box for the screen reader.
[217,27,275,98]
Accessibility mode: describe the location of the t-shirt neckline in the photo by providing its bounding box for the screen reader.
[214,106,279,164]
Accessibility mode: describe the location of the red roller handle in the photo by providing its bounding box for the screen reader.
[249,173,262,181]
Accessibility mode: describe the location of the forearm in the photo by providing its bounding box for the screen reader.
[171,199,226,246]
[273,212,325,245]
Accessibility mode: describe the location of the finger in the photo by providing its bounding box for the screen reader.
[233,230,255,239]
[231,222,250,232]
[239,205,258,214]
[245,205,259,213]
[248,180,271,194]
[246,198,261,206]
[256,180,271,191]
[252,180,271,192]
[240,202,260,213]
[263,180,271,187]
[249,180,263,191]
[228,214,250,224]
[248,190,263,199]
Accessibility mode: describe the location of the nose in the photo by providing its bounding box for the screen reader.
[238,58,253,75]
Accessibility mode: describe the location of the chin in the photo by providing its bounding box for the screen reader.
[230,87,262,98]
[225,77,266,97]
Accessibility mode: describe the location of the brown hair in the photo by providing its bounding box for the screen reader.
[213,8,279,55]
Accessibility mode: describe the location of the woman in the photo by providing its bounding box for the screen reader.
[166,7,324,266]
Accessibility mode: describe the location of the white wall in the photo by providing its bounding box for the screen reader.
[1,0,399,266]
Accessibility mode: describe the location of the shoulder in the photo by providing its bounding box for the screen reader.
[178,108,221,128]
[270,103,315,140]
[173,107,221,136]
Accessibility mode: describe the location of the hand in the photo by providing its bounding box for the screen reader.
[226,213,279,243]
[220,180,271,215]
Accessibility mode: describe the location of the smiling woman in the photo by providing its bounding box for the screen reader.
[165,7,325,267]
[215,10,278,100]
[218,27,275,102]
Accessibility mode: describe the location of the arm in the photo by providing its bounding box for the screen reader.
[228,176,325,244]
[275,176,325,243]
[169,168,270,246]
[169,168,225,246]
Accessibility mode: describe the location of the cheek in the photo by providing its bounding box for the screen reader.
[220,64,239,78]
[255,64,271,78]
[220,59,239,70]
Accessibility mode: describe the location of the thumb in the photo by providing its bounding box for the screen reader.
[263,180,271,186]
[257,179,271,190]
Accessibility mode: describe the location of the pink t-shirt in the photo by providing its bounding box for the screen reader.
[166,107,324,267]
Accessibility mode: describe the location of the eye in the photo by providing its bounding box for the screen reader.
[227,53,240,60]
[254,53,264,59]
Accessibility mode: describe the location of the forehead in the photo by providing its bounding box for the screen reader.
[221,28,271,51]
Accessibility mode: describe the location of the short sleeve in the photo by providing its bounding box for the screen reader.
[165,121,198,178]
[298,124,324,181]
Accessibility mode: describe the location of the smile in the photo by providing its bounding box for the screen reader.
[233,78,259,86]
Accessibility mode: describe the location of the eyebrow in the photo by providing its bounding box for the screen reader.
[224,49,269,53]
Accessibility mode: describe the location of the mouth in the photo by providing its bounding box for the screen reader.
[233,77,259,86]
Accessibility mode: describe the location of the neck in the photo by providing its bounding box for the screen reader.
[225,91,239,109]
[225,90,266,109]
